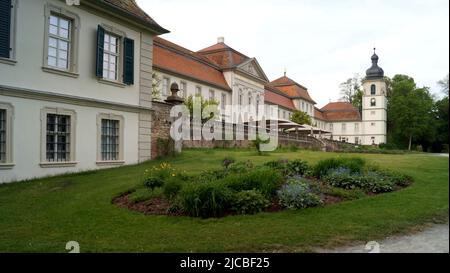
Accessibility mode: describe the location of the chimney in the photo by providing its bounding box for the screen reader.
[217,37,225,44]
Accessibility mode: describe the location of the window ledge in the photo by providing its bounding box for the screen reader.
[42,66,79,78]
[0,58,17,66]
[98,78,126,88]
[40,162,78,168]
[96,161,125,167]
[0,163,15,170]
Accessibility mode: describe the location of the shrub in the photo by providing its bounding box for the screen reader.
[277,183,323,209]
[324,172,396,193]
[196,169,229,183]
[179,181,233,218]
[287,159,309,176]
[224,167,284,198]
[163,177,184,200]
[156,138,176,158]
[312,157,366,178]
[264,159,290,176]
[143,163,177,190]
[222,157,236,169]
[231,190,269,215]
[227,161,254,174]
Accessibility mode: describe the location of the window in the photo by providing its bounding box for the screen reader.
[180,82,187,98]
[355,123,359,132]
[342,123,346,133]
[195,86,202,97]
[355,137,359,145]
[43,4,80,75]
[47,15,71,70]
[101,119,119,161]
[329,124,334,131]
[97,114,124,164]
[371,137,376,145]
[209,90,215,101]
[221,93,227,111]
[46,114,71,162]
[371,98,376,107]
[0,0,17,63]
[96,24,134,85]
[302,102,305,111]
[103,33,119,80]
[0,103,13,168]
[238,92,243,105]
[40,108,76,167]
[0,109,6,163]
[162,78,170,96]
[371,84,376,95]
[248,94,252,105]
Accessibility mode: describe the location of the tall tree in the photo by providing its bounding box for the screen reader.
[290,110,312,125]
[438,74,449,95]
[389,75,435,150]
[339,74,362,104]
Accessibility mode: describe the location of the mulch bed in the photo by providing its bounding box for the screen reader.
[113,192,345,217]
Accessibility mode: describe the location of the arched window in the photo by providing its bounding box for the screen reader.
[371,84,376,95]
[371,98,376,107]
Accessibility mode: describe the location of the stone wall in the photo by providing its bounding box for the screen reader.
[150,101,174,159]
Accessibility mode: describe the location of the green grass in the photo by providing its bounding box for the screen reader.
[0,149,448,253]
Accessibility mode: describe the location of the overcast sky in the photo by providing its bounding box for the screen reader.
[137,0,449,107]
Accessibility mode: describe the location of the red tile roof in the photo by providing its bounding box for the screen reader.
[314,107,327,120]
[153,37,231,91]
[264,86,297,111]
[268,76,316,104]
[197,42,249,69]
[320,102,362,121]
[102,0,168,34]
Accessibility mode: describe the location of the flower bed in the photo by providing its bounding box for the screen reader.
[113,158,413,218]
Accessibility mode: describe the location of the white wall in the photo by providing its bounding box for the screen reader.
[0,95,139,184]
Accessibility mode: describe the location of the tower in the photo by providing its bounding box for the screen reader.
[361,49,387,145]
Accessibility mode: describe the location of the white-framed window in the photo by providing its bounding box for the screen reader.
[40,107,77,167]
[355,123,359,132]
[209,90,215,101]
[195,86,202,97]
[0,103,14,168]
[103,33,119,81]
[355,137,359,145]
[371,98,377,107]
[238,91,243,105]
[162,77,170,96]
[43,4,80,75]
[302,101,305,111]
[97,114,124,164]
[180,81,187,98]
[221,93,227,111]
[329,123,334,131]
[342,123,346,133]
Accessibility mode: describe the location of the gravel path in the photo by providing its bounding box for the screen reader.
[320,223,449,253]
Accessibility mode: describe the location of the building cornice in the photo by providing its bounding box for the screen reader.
[0,85,152,113]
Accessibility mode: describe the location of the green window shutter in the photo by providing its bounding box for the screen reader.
[123,37,134,85]
[95,25,105,78]
[0,0,11,58]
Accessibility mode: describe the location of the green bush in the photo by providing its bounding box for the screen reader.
[287,159,309,176]
[263,159,290,176]
[179,181,233,218]
[231,190,269,215]
[224,167,284,198]
[196,169,229,183]
[324,172,396,193]
[227,161,254,174]
[277,183,323,209]
[312,157,366,178]
[163,177,184,200]
[144,176,165,191]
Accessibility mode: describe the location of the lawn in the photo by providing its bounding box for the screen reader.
[0,149,448,253]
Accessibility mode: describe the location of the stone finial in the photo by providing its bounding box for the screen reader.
[217,37,225,44]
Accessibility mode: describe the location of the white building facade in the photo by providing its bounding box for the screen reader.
[0,0,168,183]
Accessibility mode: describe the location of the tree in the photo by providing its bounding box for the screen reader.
[352,89,364,112]
[339,74,362,104]
[438,74,449,95]
[152,72,162,100]
[389,75,435,150]
[290,110,312,125]
[184,94,219,121]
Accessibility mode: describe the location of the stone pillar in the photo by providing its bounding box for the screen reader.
[165,83,185,154]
